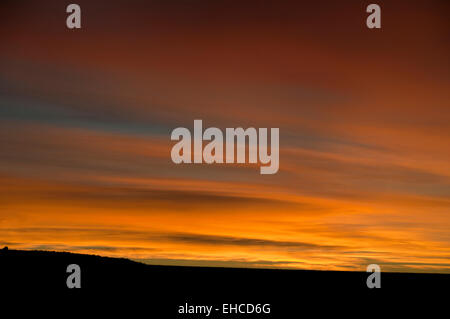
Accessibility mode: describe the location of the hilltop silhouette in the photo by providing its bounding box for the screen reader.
[1,248,447,316]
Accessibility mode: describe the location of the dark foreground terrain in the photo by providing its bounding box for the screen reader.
[1,248,448,316]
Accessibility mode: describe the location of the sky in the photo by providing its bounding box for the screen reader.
[0,0,449,273]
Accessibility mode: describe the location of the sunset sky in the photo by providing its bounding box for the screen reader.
[0,0,449,273]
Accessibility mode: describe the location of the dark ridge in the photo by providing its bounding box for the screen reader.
[1,248,447,316]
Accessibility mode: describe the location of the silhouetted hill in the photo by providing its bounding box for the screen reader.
[1,248,447,316]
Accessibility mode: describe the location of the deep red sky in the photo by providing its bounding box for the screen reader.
[0,0,449,272]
